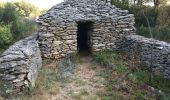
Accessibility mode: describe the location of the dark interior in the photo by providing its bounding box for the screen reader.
[77,22,92,54]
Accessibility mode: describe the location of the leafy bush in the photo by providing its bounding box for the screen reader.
[11,19,37,41]
[157,6,170,27]
[128,71,149,82]
[0,2,38,50]
[129,6,158,27]
[0,7,4,21]
[137,26,170,42]
[0,48,4,54]
[14,1,40,18]
[0,24,12,48]
[92,50,117,66]
[115,64,128,73]
[162,94,170,100]
[0,3,18,24]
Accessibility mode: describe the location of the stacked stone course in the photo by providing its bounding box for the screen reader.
[0,33,42,95]
[120,35,170,78]
[37,0,136,59]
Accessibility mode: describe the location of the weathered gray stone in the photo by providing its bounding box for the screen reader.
[37,0,135,59]
[119,35,170,78]
[56,54,76,80]
[0,33,42,95]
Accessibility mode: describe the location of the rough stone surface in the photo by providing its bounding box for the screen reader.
[119,35,170,78]
[56,55,75,80]
[0,33,42,95]
[37,0,136,59]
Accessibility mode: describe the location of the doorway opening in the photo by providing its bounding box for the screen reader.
[77,21,93,55]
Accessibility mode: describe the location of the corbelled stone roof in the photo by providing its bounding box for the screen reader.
[37,0,132,24]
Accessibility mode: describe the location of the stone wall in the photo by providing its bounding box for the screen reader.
[91,17,135,51]
[38,22,77,59]
[0,33,42,95]
[37,0,136,59]
[119,35,170,78]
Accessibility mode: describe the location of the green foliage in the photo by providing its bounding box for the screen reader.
[0,3,18,24]
[0,7,4,21]
[126,5,170,43]
[115,64,128,73]
[129,6,158,27]
[0,24,12,47]
[128,70,170,94]
[11,19,37,41]
[111,0,129,10]
[14,1,40,18]
[157,6,170,27]
[92,50,118,66]
[137,26,170,42]
[128,71,149,82]
[149,76,170,94]
[0,48,4,54]
[134,91,145,100]
[98,70,112,78]
[162,94,170,100]
[0,2,38,50]
[114,2,170,43]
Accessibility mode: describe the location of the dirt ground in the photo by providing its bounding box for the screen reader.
[53,56,105,100]
[19,55,106,100]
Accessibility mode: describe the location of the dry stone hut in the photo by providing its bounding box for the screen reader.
[1,0,170,96]
[37,0,136,59]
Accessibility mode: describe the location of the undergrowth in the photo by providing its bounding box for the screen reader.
[92,50,170,100]
[92,50,118,66]
[0,48,4,54]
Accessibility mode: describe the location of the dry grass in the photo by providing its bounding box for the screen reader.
[21,56,106,100]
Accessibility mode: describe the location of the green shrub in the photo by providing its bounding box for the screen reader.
[0,3,18,24]
[128,71,149,82]
[0,2,38,49]
[161,94,170,100]
[98,70,112,78]
[0,48,4,54]
[115,64,128,73]
[129,6,158,27]
[92,50,117,66]
[157,6,170,27]
[11,19,38,41]
[0,24,12,48]
[137,26,170,43]
[149,75,170,94]
[0,7,4,21]
[129,70,170,94]
[134,91,145,100]
[14,1,40,18]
